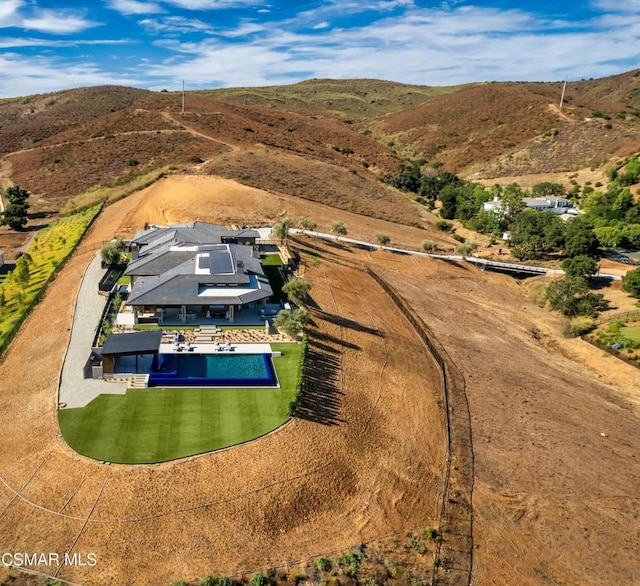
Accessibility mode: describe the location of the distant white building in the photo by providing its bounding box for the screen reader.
[0,250,4,268]
[484,196,576,216]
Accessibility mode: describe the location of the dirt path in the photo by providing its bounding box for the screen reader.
[548,103,576,123]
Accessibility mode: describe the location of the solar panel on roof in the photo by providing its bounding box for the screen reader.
[209,250,234,274]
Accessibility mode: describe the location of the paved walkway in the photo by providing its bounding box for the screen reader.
[59,253,127,408]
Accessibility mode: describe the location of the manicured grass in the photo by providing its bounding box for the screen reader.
[261,253,284,266]
[58,343,302,464]
[620,326,640,342]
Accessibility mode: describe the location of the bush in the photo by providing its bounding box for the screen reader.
[421,240,438,253]
[452,234,465,243]
[565,316,595,337]
[435,220,453,232]
[455,242,477,256]
[250,573,266,586]
[315,557,331,572]
[622,267,640,298]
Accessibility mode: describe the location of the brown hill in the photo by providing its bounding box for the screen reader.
[376,79,640,174]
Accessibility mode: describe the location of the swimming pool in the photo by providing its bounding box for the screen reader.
[149,353,277,387]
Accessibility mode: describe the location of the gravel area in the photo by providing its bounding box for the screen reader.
[59,252,126,408]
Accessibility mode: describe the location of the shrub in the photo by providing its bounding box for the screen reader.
[452,234,465,243]
[421,240,438,253]
[250,573,266,586]
[423,526,441,541]
[455,242,477,256]
[127,159,139,166]
[315,557,331,572]
[435,221,453,232]
[565,316,595,337]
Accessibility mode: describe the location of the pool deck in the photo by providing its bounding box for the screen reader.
[158,342,274,355]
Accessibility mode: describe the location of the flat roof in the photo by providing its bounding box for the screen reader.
[102,331,163,356]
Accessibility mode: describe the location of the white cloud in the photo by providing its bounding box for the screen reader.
[141,3,640,89]
[590,0,640,13]
[139,16,214,34]
[0,53,137,98]
[106,0,165,15]
[161,0,261,9]
[0,37,131,49]
[0,0,23,27]
[21,9,100,35]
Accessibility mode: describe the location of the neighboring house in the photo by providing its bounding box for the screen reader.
[125,222,273,324]
[483,196,576,216]
[0,250,4,269]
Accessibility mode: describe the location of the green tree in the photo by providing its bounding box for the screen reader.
[282,276,311,305]
[0,287,6,315]
[501,183,527,221]
[331,221,347,240]
[13,254,31,291]
[299,217,316,232]
[273,217,294,242]
[438,184,458,219]
[562,255,598,280]
[250,573,266,586]
[510,210,565,260]
[545,276,605,317]
[532,182,565,197]
[622,267,640,298]
[374,233,390,246]
[564,216,599,258]
[101,239,125,266]
[1,185,30,230]
[273,308,309,337]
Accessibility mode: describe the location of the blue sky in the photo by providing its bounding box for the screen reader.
[0,0,638,98]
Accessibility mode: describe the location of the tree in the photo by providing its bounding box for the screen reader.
[0,287,5,315]
[374,233,390,247]
[299,217,316,232]
[101,238,125,266]
[13,254,31,291]
[1,185,30,230]
[622,267,640,298]
[532,182,565,198]
[564,216,600,258]
[562,255,598,280]
[545,276,606,317]
[510,210,565,260]
[272,217,294,242]
[438,184,458,219]
[331,221,347,240]
[501,183,527,221]
[282,276,311,305]
[273,307,309,337]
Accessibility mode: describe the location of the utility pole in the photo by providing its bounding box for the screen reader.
[559,80,567,108]
[181,80,185,114]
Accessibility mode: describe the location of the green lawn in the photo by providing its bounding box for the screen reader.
[58,343,302,464]
[620,326,640,342]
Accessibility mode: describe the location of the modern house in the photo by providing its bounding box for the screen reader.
[484,196,576,215]
[125,222,274,324]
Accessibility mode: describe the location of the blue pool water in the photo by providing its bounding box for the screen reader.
[149,353,276,387]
